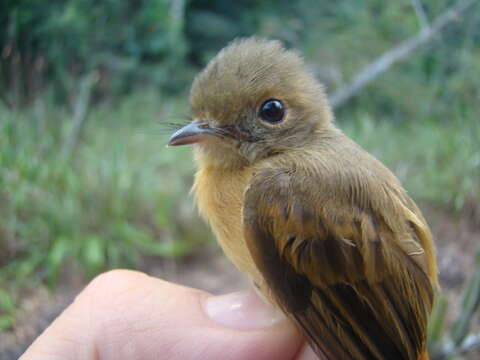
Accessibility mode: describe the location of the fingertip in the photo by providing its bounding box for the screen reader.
[199,289,304,360]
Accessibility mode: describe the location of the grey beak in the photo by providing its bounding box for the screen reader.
[168,122,220,146]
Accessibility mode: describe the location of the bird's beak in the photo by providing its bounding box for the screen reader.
[168,121,223,146]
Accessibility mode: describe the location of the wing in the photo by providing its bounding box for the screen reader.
[243,167,436,360]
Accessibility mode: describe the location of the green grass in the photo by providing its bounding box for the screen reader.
[342,115,480,212]
[0,91,206,329]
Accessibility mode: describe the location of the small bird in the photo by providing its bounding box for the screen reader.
[168,37,438,360]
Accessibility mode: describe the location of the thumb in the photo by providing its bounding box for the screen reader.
[21,270,313,360]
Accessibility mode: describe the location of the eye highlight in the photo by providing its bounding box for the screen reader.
[259,99,285,124]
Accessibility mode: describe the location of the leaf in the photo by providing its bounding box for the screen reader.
[46,237,70,284]
[0,314,15,331]
[450,250,480,346]
[428,294,449,352]
[138,240,191,258]
[83,236,105,275]
[0,289,15,312]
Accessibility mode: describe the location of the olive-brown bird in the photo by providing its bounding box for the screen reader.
[168,37,438,360]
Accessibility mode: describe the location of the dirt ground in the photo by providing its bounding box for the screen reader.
[1,203,479,359]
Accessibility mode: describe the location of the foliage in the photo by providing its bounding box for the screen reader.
[2,0,479,107]
[342,115,480,213]
[0,91,208,329]
[1,0,189,104]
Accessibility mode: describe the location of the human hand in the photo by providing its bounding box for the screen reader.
[21,270,316,360]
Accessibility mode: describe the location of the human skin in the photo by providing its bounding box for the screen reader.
[21,270,316,360]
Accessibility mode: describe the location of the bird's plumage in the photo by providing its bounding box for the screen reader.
[170,37,438,360]
[243,137,436,360]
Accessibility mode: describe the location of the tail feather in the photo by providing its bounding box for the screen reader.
[288,276,432,360]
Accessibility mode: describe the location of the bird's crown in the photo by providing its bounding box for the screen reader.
[190,37,330,128]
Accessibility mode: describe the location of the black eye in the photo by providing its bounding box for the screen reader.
[259,99,285,124]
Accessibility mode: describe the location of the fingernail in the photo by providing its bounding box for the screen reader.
[205,289,286,330]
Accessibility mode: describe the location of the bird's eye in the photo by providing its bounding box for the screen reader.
[259,99,285,124]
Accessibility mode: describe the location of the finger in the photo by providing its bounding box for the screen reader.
[295,343,319,360]
[21,270,310,360]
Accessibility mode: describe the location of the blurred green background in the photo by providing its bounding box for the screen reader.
[1,0,479,358]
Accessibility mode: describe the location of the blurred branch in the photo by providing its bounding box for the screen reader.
[330,0,477,109]
[170,0,186,32]
[411,0,430,30]
[61,72,99,159]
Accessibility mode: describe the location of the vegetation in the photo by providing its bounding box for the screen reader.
[1,0,479,356]
[429,250,480,359]
[343,116,480,213]
[0,92,208,329]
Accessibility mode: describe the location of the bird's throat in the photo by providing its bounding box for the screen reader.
[193,142,250,171]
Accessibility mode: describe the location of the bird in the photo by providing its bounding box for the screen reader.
[168,37,438,360]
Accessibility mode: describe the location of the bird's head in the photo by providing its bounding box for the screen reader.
[168,37,334,170]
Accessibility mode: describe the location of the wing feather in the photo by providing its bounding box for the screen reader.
[243,168,435,360]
